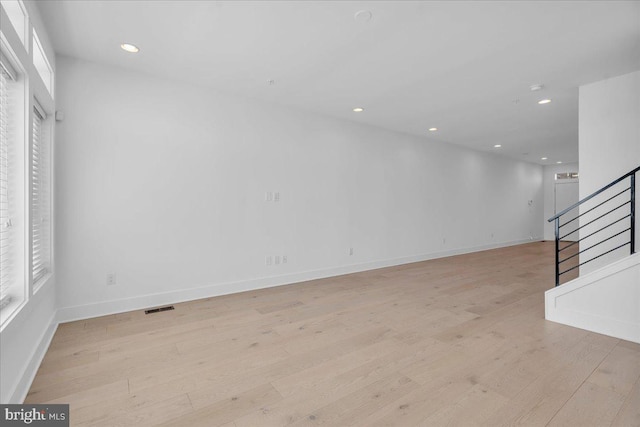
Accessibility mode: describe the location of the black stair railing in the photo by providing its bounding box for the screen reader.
[548,166,638,286]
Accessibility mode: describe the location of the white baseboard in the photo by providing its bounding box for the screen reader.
[57,238,539,323]
[9,313,58,403]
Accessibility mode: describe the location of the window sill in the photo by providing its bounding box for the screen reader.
[33,271,53,295]
[0,295,27,332]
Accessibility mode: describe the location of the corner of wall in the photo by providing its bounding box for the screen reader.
[7,313,58,403]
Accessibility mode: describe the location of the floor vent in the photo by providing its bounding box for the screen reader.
[145,305,175,315]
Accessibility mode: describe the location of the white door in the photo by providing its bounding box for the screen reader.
[555,181,579,241]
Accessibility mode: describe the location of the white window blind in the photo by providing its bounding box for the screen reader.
[0,64,14,309]
[32,103,50,285]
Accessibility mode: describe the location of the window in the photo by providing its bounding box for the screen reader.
[0,63,12,312]
[0,52,26,327]
[32,101,51,288]
[555,172,579,180]
[0,0,28,49]
[0,2,54,330]
[32,29,53,97]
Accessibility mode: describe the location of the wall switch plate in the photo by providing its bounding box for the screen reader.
[349,247,354,256]
[265,192,273,202]
[275,255,281,264]
[282,255,287,264]
[265,256,272,266]
[274,192,280,202]
[107,273,116,286]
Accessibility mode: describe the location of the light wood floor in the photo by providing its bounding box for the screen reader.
[26,242,640,426]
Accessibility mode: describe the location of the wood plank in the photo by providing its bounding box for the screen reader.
[24,242,639,426]
[612,377,640,427]
[587,343,640,397]
[159,384,282,427]
[547,382,626,427]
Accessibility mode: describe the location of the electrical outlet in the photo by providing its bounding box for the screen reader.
[282,255,287,264]
[107,273,116,286]
[265,256,272,266]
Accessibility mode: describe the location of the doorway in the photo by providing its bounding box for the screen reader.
[555,181,579,241]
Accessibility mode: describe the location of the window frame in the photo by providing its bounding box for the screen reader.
[0,1,56,330]
[0,0,28,51]
[31,28,53,98]
[0,36,28,330]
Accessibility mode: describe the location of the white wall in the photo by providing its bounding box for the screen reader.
[54,56,544,320]
[578,71,640,272]
[0,1,57,404]
[546,253,640,344]
[0,283,57,402]
[542,162,579,241]
[546,71,640,344]
[580,71,640,192]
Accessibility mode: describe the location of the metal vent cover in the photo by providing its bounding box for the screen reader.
[145,305,175,314]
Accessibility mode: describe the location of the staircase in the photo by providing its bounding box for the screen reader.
[545,166,640,343]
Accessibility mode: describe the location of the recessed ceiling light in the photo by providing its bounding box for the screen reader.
[557,161,563,164]
[494,144,502,148]
[353,107,364,112]
[541,157,548,160]
[120,43,139,53]
[538,99,552,105]
[428,127,438,132]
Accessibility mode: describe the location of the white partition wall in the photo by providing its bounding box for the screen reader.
[53,56,544,322]
[578,71,640,273]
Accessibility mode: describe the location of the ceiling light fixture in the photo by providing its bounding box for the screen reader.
[120,43,139,53]
[353,107,364,112]
[428,127,438,132]
[541,157,548,160]
[538,99,552,105]
[557,161,563,164]
[494,144,502,148]
[530,84,544,92]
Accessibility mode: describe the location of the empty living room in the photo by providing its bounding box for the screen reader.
[1,0,639,426]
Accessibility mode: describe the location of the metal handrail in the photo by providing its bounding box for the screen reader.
[549,165,640,222]
[547,165,638,286]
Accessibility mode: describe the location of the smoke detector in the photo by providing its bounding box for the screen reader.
[354,10,373,23]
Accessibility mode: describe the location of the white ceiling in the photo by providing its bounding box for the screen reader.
[37,1,640,165]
